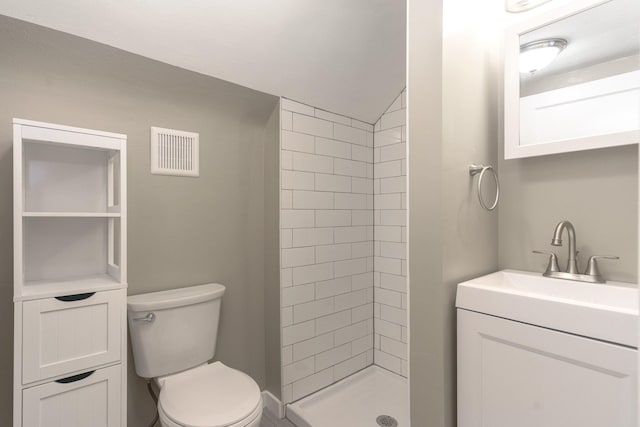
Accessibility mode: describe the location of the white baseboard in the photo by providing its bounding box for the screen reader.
[262,390,286,419]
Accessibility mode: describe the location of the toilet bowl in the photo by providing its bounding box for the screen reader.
[127,284,263,427]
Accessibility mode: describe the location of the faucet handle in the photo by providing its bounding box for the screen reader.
[532,250,560,274]
[584,255,619,278]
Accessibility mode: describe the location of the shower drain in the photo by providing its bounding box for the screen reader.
[376,415,398,427]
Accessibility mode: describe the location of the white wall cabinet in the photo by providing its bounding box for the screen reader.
[457,309,637,427]
[13,119,127,427]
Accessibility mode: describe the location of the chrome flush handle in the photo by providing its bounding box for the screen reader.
[133,312,155,322]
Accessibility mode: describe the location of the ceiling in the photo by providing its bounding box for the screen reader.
[0,0,406,124]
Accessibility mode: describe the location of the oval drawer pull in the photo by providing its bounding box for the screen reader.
[55,292,96,302]
[55,370,95,384]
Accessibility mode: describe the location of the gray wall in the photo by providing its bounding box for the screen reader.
[0,16,279,426]
[499,145,638,283]
[409,0,502,425]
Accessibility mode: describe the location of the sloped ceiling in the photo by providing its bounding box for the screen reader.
[0,0,406,123]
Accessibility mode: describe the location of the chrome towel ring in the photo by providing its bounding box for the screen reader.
[469,164,500,211]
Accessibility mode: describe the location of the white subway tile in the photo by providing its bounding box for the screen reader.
[316,309,351,335]
[380,241,406,259]
[282,356,315,384]
[315,210,351,227]
[352,303,373,323]
[375,318,402,340]
[374,194,401,209]
[292,227,334,247]
[316,243,351,263]
[380,109,406,130]
[334,320,369,346]
[366,163,374,179]
[281,110,293,131]
[401,360,408,377]
[315,343,351,371]
[374,147,381,163]
[351,272,373,290]
[352,210,373,226]
[282,247,315,268]
[281,190,292,209]
[402,293,407,309]
[281,268,292,287]
[281,170,314,190]
[334,289,367,311]
[401,259,407,276]
[282,283,315,307]
[375,160,402,178]
[282,98,315,116]
[281,150,293,169]
[293,113,333,138]
[375,287,402,308]
[282,385,293,404]
[386,94,402,113]
[351,119,374,132]
[292,190,333,209]
[380,209,407,225]
[351,177,373,194]
[374,127,402,148]
[281,229,292,249]
[351,333,373,355]
[334,158,367,177]
[374,332,381,349]
[380,304,407,326]
[401,90,407,108]
[281,210,315,228]
[315,277,351,299]
[334,258,368,278]
[334,226,368,244]
[333,353,367,381]
[401,226,407,243]
[292,152,333,173]
[315,173,351,192]
[293,332,333,361]
[367,224,374,241]
[292,368,334,401]
[351,144,373,163]
[292,262,334,285]
[380,176,406,194]
[380,273,407,293]
[401,326,408,343]
[374,349,402,375]
[293,297,334,323]
[351,241,373,259]
[380,336,407,360]
[282,307,293,327]
[282,320,315,346]
[282,345,293,365]
[401,192,407,209]
[334,123,367,146]
[334,193,367,210]
[380,142,406,162]
[315,109,351,125]
[282,130,315,153]
[315,137,351,160]
[401,126,407,144]
[374,256,402,275]
[366,132,373,147]
[375,225,402,242]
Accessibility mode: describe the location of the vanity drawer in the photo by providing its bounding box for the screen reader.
[22,364,121,427]
[22,290,122,384]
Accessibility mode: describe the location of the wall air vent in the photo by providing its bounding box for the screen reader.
[150,126,199,177]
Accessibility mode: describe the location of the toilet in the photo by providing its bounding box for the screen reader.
[127,283,263,427]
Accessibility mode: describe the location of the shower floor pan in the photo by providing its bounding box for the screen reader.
[286,366,409,427]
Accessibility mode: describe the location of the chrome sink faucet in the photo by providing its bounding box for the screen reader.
[551,220,579,274]
[533,220,619,284]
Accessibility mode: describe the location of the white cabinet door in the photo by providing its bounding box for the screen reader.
[457,309,637,427]
[22,290,121,384]
[22,364,121,427]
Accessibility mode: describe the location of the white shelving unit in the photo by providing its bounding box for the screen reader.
[13,119,127,427]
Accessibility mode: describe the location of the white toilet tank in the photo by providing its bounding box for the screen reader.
[127,283,225,379]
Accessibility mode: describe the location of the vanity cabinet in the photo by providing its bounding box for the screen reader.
[13,119,127,427]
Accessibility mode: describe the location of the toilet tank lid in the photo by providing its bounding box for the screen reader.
[128,283,225,312]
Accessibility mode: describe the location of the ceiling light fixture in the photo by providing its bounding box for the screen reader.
[519,38,568,74]
[506,0,553,13]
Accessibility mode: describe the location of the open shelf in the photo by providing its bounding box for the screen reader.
[17,274,123,302]
[23,212,121,218]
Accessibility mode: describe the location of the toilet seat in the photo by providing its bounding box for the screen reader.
[158,362,262,427]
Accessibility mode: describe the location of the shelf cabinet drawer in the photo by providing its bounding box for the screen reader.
[22,364,121,427]
[22,290,122,384]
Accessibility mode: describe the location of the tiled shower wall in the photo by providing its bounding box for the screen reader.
[373,90,408,377]
[279,98,375,403]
